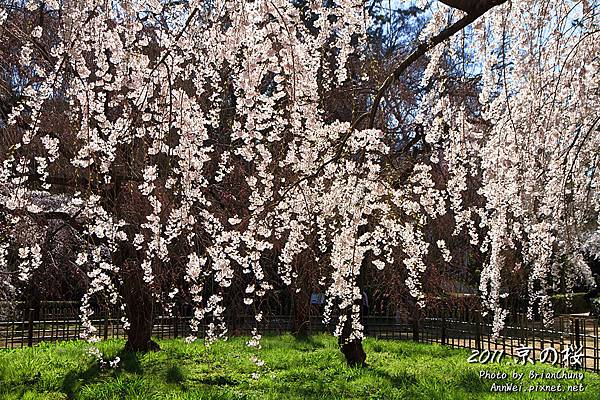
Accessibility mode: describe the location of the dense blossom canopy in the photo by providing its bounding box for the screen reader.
[0,0,598,358]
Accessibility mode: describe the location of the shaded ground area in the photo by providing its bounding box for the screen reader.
[0,334,599,399]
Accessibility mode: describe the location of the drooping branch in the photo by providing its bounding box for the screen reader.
[438,0,495,14]
[279,0,506,200]
[362,0,508,130]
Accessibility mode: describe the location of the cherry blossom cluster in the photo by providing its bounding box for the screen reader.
[417,1,599,334]
[0,0,597,355]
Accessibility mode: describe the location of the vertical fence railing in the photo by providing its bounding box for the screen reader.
[1,302,599,372]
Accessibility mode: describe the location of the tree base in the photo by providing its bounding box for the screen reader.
[124,339,160,353]
[339,340,367,367]
[292,320,310,338]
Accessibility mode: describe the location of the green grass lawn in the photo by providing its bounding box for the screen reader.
[0,334,599,399]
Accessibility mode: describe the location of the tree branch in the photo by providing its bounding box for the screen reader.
[364,0,507,130]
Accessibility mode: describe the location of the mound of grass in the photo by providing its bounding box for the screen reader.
[0,334,598,399]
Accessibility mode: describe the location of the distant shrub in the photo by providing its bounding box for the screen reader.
[551,293,590,314]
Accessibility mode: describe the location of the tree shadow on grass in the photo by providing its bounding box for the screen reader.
[374,367,494,399]
[392,342,465,360]
[290,334,328,351]
[116,349,144,374]
[375,369,419,389]
[194,375,239,386]
[61,349,143,399]
[62,363,102,400]
[455,369,488,393]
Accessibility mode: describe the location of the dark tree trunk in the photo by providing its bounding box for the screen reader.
[122,260,159,352]
[338,223,370,367]
[291,253,316,338]
[339,336,367,367]
[124,306,159,352]
[338,291,367,367]
[291,285,311,337]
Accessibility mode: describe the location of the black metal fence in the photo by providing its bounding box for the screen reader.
[364,308,600,373]
[0,302,192,348]
[1,302,599,372]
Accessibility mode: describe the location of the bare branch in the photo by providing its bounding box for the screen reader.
[364,0,507,130]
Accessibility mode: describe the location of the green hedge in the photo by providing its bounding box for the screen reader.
[551,293,590,314]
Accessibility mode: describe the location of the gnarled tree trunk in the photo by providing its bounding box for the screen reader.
[291,285,311,337]
[338,224,369,367]
[338,325,367,367]
[122,257,160,352]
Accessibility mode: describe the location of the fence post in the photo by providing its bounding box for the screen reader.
[574,318,581,349]
[103,310,109,341]
[594,319,599,373]
[412,309,420,342]
[573,318,582,370]
[475,310,482,351]
[27,308,34,347]
[441,313,447,346]
[173,309,179,339]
